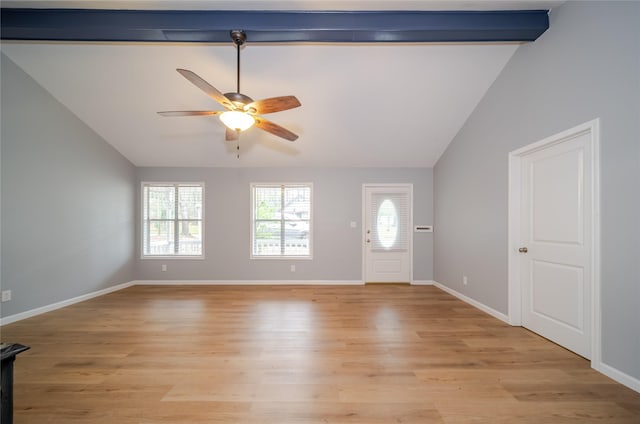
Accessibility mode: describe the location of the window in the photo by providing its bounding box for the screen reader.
[371,193,409,251]
[251,184,312,258]
[142,183,203,257]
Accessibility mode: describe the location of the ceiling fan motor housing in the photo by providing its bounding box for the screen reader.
[224,92,254,110]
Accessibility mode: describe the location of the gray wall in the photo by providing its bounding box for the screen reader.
[136,167,433,282]
[434,2,639,380]
[1,53,136,318]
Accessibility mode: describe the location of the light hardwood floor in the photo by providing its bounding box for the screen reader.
[1,285,638,423]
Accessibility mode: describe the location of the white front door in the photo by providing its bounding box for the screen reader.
[519,130,594,358]
[363,185,412,283]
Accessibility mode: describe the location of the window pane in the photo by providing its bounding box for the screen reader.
[370,193,409,252]
[284,219,309,240]
[255,187,282,220]
[284,219,310,256]
[178,186,203,220]
[178,221,202,255]
[283,186,311,219]
[148,220,174,255]
[254,221,281,256]
[147,186,175,219]
[376,199,398,248]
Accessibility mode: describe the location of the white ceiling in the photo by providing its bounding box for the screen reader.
[0,1,562,168]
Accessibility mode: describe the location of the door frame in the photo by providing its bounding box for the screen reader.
[507,118,601,363]
[362,183,414,284]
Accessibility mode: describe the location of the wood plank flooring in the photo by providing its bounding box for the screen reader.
[1,285,638,423]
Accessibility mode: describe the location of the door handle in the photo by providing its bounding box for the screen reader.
[366,239,370,243]
[519,247,528,253]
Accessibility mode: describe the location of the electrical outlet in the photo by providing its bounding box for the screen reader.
[161,264,167,272]
[290,264,296,272]
[2,290,12,302]
[463,276,468,286]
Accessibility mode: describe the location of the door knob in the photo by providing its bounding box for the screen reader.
[519,247,528,253]
[366,239,370,243]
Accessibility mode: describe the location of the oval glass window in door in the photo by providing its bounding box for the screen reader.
[376,199,398,248]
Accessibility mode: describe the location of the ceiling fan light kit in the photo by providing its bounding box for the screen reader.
[157,29,301,146]
[220,110,255,131]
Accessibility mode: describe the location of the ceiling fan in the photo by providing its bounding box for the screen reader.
[158,30,301,142]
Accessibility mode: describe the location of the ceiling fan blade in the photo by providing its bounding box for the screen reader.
[225,128,240,141]
[176,69,234,110]
[157,111,222,117]
[254,117,298,141]
[244,96,301,115]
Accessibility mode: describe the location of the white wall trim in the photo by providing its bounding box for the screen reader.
[0,281,135,326]
[433,281,510,324]
[411,280,434,285]
[593,360,640,393]
[133,280,365,286]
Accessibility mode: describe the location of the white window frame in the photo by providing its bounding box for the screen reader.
[141,181,205,259]
[250,183,313,260]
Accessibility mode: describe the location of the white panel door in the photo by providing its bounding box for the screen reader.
[520,132,592,358]
[364,185,412,283]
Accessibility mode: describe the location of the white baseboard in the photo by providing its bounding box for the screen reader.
[412,280,435,285]
[432,280,510,324]
[0,281,135,326]
[133,279,364,286]
[593,359,640,393]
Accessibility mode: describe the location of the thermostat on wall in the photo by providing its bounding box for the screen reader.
[414,225,433,232]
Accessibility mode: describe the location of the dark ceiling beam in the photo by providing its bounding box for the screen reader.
[0,8,549,43]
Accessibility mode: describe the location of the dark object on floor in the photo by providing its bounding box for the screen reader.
[1,343,30,424]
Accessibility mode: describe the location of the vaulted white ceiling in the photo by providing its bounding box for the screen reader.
[1,1,562,167]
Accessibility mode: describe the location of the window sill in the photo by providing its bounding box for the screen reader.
[250,255,313,260]
[140,255,205,260]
